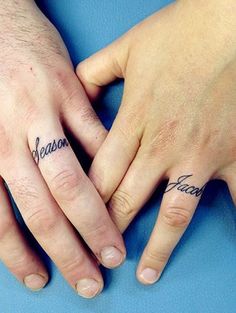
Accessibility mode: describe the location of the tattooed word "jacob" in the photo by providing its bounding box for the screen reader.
[165,174,206,197]
[32,137,69,165]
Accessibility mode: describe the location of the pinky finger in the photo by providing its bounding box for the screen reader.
[0,178,48,291]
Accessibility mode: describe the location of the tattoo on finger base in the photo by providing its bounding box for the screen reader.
[32,137,69,165]
[165,174,207,197]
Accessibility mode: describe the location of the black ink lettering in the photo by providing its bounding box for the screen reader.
[31,137,40,164]
[40,146,45,159]
[31,137,69,165]
[58,139,63,149]
[52,140,57,152]
[45,142,51,155]
[165,174,206,198]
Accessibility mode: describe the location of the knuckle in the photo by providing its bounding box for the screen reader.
[162,206,192,228]
[109,190,136,221]
[145,249,169,265]
[50,169,83,202]
[7,253,33,276]
[25,208,58,236]
[60,254,87,278]
[80,220,110,242]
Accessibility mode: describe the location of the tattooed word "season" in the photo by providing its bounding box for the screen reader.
[32,137,69,164]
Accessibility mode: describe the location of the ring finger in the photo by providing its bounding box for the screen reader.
[27,115,126,269]
[136,167,211,284]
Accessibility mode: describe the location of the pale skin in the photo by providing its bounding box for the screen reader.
[77,0,236,285]
[0,0,235,299]
[0,0,127,298]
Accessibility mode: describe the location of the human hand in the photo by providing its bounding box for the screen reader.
[0,0,126,298]
[77,0,236,284]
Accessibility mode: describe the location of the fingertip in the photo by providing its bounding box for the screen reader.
[136,267,161,285]
[76,277,104,299]
[76,61,101,102]
[23,272,49,291]
[100,245,126,269]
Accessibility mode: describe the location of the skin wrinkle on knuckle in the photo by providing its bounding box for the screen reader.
[162,206,192,228]
[50,168,83,202]
[59,253,87,280]
[145,248,169,265]
[109,190,136,221]
[7,254,36,277]
[79,220,110,243]
[78,222,113,259]
[7,249,35,270]
[25,208,59,236]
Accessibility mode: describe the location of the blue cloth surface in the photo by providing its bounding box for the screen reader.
[0,1,236,312]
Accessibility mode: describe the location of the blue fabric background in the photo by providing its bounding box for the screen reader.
[0,1,235,312]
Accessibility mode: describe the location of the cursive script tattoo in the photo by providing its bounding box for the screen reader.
[165,174,206,197]
[32,137,69,165]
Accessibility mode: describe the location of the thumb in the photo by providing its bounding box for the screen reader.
[76,35,130,101]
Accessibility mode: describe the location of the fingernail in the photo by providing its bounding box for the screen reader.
[139,268,160,284]
[100,246,124,268]
[76,278,102,298]
[24,274,47,291]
